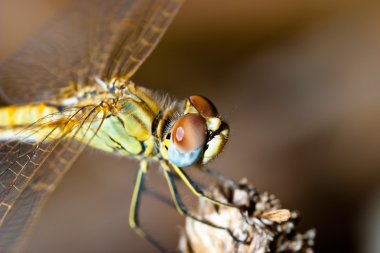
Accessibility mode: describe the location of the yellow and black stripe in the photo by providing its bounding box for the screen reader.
[0,104,59,140]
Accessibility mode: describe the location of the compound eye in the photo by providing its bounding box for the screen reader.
[189,95,218,118]
[172,114,206,152]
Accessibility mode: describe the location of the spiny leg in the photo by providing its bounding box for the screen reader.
[200,165,238,187]
[143,171,206,209]
[164,162,243,209]
[161,165,249,244]
[199,165,253,224]
[129,160,170,253]
[142,185,175,209]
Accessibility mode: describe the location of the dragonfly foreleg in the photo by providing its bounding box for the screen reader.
[161,166,250,245]
[198,166,254,225]
[165,162,244,210]
[200,165,238,187]
[142,185,175,210]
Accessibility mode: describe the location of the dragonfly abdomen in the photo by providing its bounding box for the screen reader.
[0,104,59,141]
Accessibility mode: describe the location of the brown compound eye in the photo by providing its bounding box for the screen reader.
[171,114,207,152]
[189,95,218,118]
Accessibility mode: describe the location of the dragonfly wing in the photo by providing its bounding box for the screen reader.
[101,0,184,81]
[0,105,105,252]
[0,0,184,104]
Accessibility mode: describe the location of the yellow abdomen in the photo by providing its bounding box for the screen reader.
[0,104,59,140]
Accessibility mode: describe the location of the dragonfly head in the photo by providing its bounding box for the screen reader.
[165,95,230,168]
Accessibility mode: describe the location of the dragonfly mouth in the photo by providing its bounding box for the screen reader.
[206,121,229,144]
[202,121,230,164]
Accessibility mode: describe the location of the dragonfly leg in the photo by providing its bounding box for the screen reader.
[165,162,243,210]
[142,185,175,210]
[199,166,253,224]
[129,160,170,253]
[161,166,250,244]
[200,165,238,187]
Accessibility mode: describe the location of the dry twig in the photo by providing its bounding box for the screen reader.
[178,178,315,253]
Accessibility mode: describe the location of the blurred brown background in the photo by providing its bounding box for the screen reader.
[1,0,380,252]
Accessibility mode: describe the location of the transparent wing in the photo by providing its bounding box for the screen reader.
[0,105,105,252]
[0,0,184,103]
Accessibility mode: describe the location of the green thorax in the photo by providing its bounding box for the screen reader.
[85,83,165,161]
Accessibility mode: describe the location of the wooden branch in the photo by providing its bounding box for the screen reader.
[178,178,316,253]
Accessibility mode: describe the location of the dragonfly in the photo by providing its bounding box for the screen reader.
[0,0,248,252]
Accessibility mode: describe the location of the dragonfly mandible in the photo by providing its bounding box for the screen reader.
[0,0,247,252]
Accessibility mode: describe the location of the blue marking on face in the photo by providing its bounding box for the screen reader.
[168,138,204,167]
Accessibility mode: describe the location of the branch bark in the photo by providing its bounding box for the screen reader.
[178,178,315,253]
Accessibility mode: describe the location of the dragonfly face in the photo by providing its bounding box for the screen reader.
[162,95,230,167]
